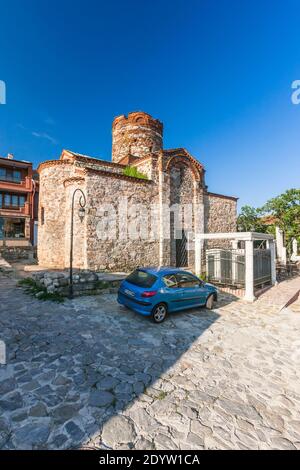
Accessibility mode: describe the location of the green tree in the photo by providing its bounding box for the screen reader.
[237,205,266,232]
[261,189,300,250]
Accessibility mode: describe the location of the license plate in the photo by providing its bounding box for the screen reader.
[124,289,135,297]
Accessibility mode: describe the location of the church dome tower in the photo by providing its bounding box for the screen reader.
[112,111,163,163]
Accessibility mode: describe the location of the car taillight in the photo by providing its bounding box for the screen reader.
[141,291,157,298]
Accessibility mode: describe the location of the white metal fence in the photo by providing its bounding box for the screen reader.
[206,248,271,288]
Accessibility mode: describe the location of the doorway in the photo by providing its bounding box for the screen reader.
[176,230,188,267]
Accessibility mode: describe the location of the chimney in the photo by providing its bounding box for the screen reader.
[7,153,14,160]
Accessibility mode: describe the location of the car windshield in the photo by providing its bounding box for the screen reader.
[126,269,157,288]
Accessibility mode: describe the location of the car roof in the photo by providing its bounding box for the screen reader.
[137,266,194,276]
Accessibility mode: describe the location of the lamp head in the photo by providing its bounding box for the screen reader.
[78,206,85,222]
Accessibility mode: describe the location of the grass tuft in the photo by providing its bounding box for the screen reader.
[123,166,148,180]
[18,277,64,303]
[157,391,168,400]
[18,277,36,287]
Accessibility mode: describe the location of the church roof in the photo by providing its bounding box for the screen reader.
[61,149,126,168]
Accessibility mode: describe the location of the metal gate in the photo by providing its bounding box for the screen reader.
[176,230,188,267]
[207,249,244,286]
[254,249,271,286]
[206,248,271,288]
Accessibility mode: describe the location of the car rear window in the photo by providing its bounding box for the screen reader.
[126,269,157,288]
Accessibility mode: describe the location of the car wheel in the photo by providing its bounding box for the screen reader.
[205,294,214,310]
[152,303,167,323]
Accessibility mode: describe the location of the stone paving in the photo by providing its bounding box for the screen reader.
[289,297,300,313]
[255,276,300,311]
[0,274,300,450]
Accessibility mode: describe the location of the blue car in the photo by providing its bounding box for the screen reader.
[117,267,218,323]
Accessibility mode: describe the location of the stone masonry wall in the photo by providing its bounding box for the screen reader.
[204,193,237,249]
[85,171,160,271]
[37,112,238,273]
[131,155,159,181]
[37,163,80,268]
[0,245,37,261]
[112,112,163,163]
[63,179,87,270]
[169,162,196,266]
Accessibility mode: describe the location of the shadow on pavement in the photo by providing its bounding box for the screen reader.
[0,275,239,449]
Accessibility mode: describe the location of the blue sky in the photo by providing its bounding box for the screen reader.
[0,0,299,210]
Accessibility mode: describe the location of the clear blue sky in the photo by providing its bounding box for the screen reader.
[0,0,299,210]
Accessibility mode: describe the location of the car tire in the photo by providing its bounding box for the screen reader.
[151,303,167,323]
[205,294,214,310]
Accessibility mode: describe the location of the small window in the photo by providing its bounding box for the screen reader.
[11,195,18,206]
[19,196,25,207]
[0,217,25,239]
[2,194,25,207]
[13,170,21,182]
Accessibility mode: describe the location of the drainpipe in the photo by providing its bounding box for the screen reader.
[31,178,36,245]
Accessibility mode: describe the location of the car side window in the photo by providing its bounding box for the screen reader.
[176,273,199,288]
[163,274,178,289]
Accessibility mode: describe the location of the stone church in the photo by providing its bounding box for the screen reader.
[37,112,237,271]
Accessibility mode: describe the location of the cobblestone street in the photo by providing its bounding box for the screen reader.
[0,274,300,450]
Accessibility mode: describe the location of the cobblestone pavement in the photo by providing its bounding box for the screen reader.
[0,274,300,450]
[255,276,300,311]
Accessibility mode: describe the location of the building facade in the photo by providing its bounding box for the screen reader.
[37,112,237,271]
[0,155,38,247]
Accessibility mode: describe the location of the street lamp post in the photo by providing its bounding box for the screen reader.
[69,188,86,298]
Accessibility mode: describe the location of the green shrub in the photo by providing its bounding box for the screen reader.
[18,277,36,287]
[18,277,64,303]
[123,166,148,180]
[95,280,109,289]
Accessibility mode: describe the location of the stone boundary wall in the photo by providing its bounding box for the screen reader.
[33,271,126,297]
[0,245,37,261]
